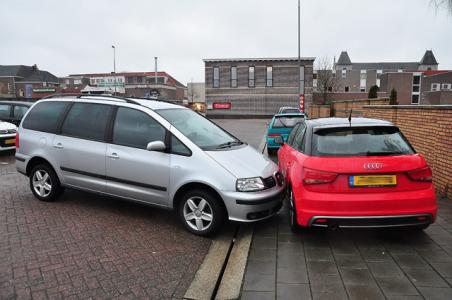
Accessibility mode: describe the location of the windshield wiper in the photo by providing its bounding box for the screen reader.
[216,141,243,149]
[366,151,404,156]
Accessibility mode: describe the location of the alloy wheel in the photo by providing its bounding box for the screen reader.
[32,170,52,197]
[183,196,214,231]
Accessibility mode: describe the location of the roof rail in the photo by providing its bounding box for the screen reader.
[127,96,183,106]
[42,93,142,106]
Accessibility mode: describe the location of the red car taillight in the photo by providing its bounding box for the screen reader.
[407,166,432,182]
[303,168,338,185]
[268,133,280,137]
[15,132,19,149]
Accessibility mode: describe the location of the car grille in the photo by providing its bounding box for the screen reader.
[263,176,276,189]
[0,129,16,134]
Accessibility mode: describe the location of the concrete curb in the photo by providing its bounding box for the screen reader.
[215,225,253,300]
[184,229,234,300]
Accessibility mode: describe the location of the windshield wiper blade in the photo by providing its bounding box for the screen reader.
[216,141,243,149]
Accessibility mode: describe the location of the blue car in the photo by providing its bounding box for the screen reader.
[267,113,306,155]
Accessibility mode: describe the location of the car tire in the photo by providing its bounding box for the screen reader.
[288,187,303,233]
[178,189,225,236]
[29,164,63,202]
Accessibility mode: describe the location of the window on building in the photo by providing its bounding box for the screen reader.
[266,66,273,87]
[413,85,420,92]
[127,77,134,84]
[341,68,347,78]
[398,69,403,73]
[74,79,81,85]
[431,83,440,91]
[345,86,350,92]
[332,70,336,78]
[411,94,419,104]
[377,69,383,75]
[441,83,452,91]
[413,76,420,85]
[248,66,255,87]
[231,66,237,88]
[328,87,333,92]
[376,79,381,87]
[360,87,366,92]
[213,67,220,88]
[313,71,317,80]
[137,76,143,83]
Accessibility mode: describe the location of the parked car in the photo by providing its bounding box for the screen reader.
[267,113,306,155]
[0,121,17,151]
[276,117,437,232]
[0,101,33,126]
[15,95,285,236]
[278,106,300,114]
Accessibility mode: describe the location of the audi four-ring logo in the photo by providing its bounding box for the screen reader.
[364,162,383,169]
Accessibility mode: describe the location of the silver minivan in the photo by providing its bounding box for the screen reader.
[15,95,285,235]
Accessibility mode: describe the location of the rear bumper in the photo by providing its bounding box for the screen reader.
[309,214,433,228]
[0,134,16,151]
[295,186,437,227]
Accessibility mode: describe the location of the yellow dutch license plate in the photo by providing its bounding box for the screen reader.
[5,138,15,145]
[349,175,397,187]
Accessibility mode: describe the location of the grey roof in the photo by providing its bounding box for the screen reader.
[0,65,58,83]
[308,117,392,127]
[420,50,438,65]
[203,57,315,63]
[351,62,420,71]
[337,51,352,65]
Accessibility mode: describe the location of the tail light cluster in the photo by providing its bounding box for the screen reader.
[407,166,432,182]
[303,168,338,185]
[16,132,20,149]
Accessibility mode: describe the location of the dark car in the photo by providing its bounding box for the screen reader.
[0,101,33,126]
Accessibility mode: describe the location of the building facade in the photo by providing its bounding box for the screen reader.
[204,57,315,117]
[0,65,59,99]
[68,71,186,101]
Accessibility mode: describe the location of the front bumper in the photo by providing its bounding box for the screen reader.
[222,184,286,222]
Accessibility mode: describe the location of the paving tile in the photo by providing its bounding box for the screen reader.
[361,249,393,262]
[367,261,406,278]
[252,237,277,249]
[340,268,375,285]
[277,266,309,284]
[277,283,311,300]
[305,247,334,262]
[430,261,452,278]
[307,261,340,277]
[248,248,276,262]
[246,259,276,276]
[346,284,385,300]
[403,267,449,287]
[376,276,419,296]
[418,287,452,300]
[334,254,367,269]
[241,291,275,300]
[392,253,430,268]
[243,273,275,292]
[311,279,348,300]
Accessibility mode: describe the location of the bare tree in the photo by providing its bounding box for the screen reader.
[314,57,338,105]
[187,82,197,103]
[430,0,452,13]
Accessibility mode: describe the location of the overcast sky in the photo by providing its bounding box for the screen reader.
[1,0,451,84]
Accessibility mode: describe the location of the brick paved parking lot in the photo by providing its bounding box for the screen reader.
[0,151,211,299]
[215,119,452,300]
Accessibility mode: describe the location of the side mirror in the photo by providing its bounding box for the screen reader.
[146,141,166,152]
[274,135,284,145]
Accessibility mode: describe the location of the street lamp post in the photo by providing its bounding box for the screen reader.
[112,45,117,96]
[298,0,305,113]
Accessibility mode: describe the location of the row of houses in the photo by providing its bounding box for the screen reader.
[1,49,451,116]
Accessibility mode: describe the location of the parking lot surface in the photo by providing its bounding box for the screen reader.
[214,119,452,300]
[0,151,211,299]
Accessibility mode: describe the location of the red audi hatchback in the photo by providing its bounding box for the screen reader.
[276,117,437,231]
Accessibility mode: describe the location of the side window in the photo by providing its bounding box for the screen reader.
[0,104,12,119]
[61,103,111,141]
[13,106,29,120]
[287,123,300,146]
[171,134,191,156]
[293,123,307,152]
[22,101,69,133]
[113,107,166,149]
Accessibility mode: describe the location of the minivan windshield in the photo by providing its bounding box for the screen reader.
[157,108,242,150]
[312,126,415,157]
[273,115,305,128]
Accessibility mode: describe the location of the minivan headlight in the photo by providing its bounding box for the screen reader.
[236,177,265,192]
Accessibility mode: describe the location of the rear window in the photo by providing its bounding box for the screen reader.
[272,116,304,128]
[312,126,415,157]
[22,101,69,133]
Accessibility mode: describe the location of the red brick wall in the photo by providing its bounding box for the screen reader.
[363,105,452,199]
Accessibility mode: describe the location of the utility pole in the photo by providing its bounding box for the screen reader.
[112,45,116,96]
[298,0,304,113]
[154,57,158,84]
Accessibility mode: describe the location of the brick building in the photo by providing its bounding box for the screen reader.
[0,65,59,100]
[204,57,315,117]
[68,71,186,101]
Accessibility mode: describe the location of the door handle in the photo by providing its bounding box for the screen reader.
[107,153,119,159]
[53,143,64,149]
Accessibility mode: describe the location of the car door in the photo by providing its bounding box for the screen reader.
[284,122,307,183]
[53,102,112,192]
[105,107,170,206]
